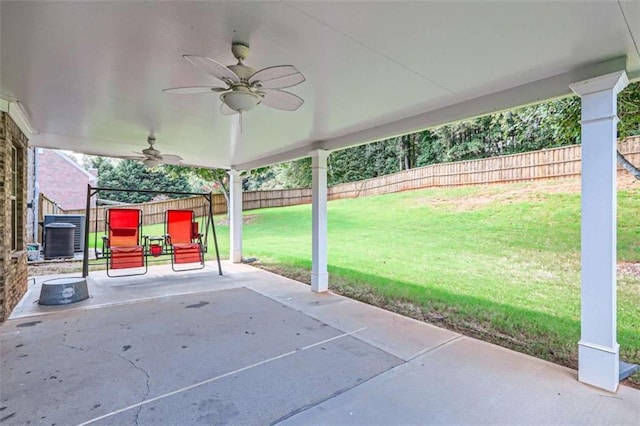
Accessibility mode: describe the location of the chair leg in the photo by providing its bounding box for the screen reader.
[171,245,206,272]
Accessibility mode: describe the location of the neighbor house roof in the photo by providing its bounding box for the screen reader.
[37,149,97,210]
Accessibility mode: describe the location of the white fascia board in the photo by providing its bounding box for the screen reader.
[236,56,627,170]
[234,144,317,171]
[0,98,38,138]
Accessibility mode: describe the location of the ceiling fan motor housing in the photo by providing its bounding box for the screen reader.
[225,44,261,112]
[231,43,250,62]
[228,64,256,82]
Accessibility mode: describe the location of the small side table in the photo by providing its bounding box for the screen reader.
[148,236,165,257]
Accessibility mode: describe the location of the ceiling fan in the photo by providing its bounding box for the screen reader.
[163,42,305,115]
[121,135,183,167]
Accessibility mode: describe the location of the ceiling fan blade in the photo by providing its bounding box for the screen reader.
[248,65,305,89]
[159,154,184,164]
[221,102,239,116]
[163,86,228,94]
[183,55,239,84]
[260,89,304,111]
[120,155,146,161]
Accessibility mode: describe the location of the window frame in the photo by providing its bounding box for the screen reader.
[10,144,18,251]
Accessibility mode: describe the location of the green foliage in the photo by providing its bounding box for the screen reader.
[329,141,402,185]
[619,83,640,136]
[243,167,278,191]
[191,167,228,191]
[93,159,193,203]
[280,158,313,188]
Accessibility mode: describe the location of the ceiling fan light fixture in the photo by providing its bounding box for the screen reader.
[220,91,261,112]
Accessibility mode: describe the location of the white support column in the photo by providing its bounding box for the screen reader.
[228,169,243,264]
[570,70,628,392]
[311,150,329,292]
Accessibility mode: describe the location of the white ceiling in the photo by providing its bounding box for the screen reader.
[1,1,639,170]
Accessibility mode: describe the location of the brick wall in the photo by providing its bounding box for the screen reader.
[38,149,96,210]
[0,112,29,322]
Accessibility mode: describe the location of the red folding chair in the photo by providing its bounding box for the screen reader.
[166,209,204,271]
[103,208,147,276]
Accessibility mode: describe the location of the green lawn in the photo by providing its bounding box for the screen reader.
[235,179,639,383]
[89,179,640,384]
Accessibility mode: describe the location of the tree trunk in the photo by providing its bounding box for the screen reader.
[403,135,410,170]
[214,177,230,219]
[617,150,640,180]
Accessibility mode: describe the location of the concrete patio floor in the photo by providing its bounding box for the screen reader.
[1,261,638,425]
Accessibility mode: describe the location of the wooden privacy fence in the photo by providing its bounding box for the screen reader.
[64,193,227,233]
[38,193,62,242]
[54,136,640,228]
[328,144,585,199]
[38,193,62,220]
[243,136,640,205]
[242,188,312,210]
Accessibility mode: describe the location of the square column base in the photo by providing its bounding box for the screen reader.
[231,250,242,264]
[578,341,620,392]
[311,272,328,293]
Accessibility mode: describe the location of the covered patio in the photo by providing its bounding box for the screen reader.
[1,0,639,400]
[2,262,638,425]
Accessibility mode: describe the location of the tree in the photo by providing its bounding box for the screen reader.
[243,166,281,190]
[163,164,231,206]
[618,83,640,136]
[280,158,313,188]
[94,160,193,203]
[542,83,640,179]
[193,168,230,204]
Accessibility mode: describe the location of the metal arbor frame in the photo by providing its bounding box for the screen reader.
[82,185,223,277]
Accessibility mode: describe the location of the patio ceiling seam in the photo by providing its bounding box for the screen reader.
[617,0,640,61]
[285,3,456,95]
